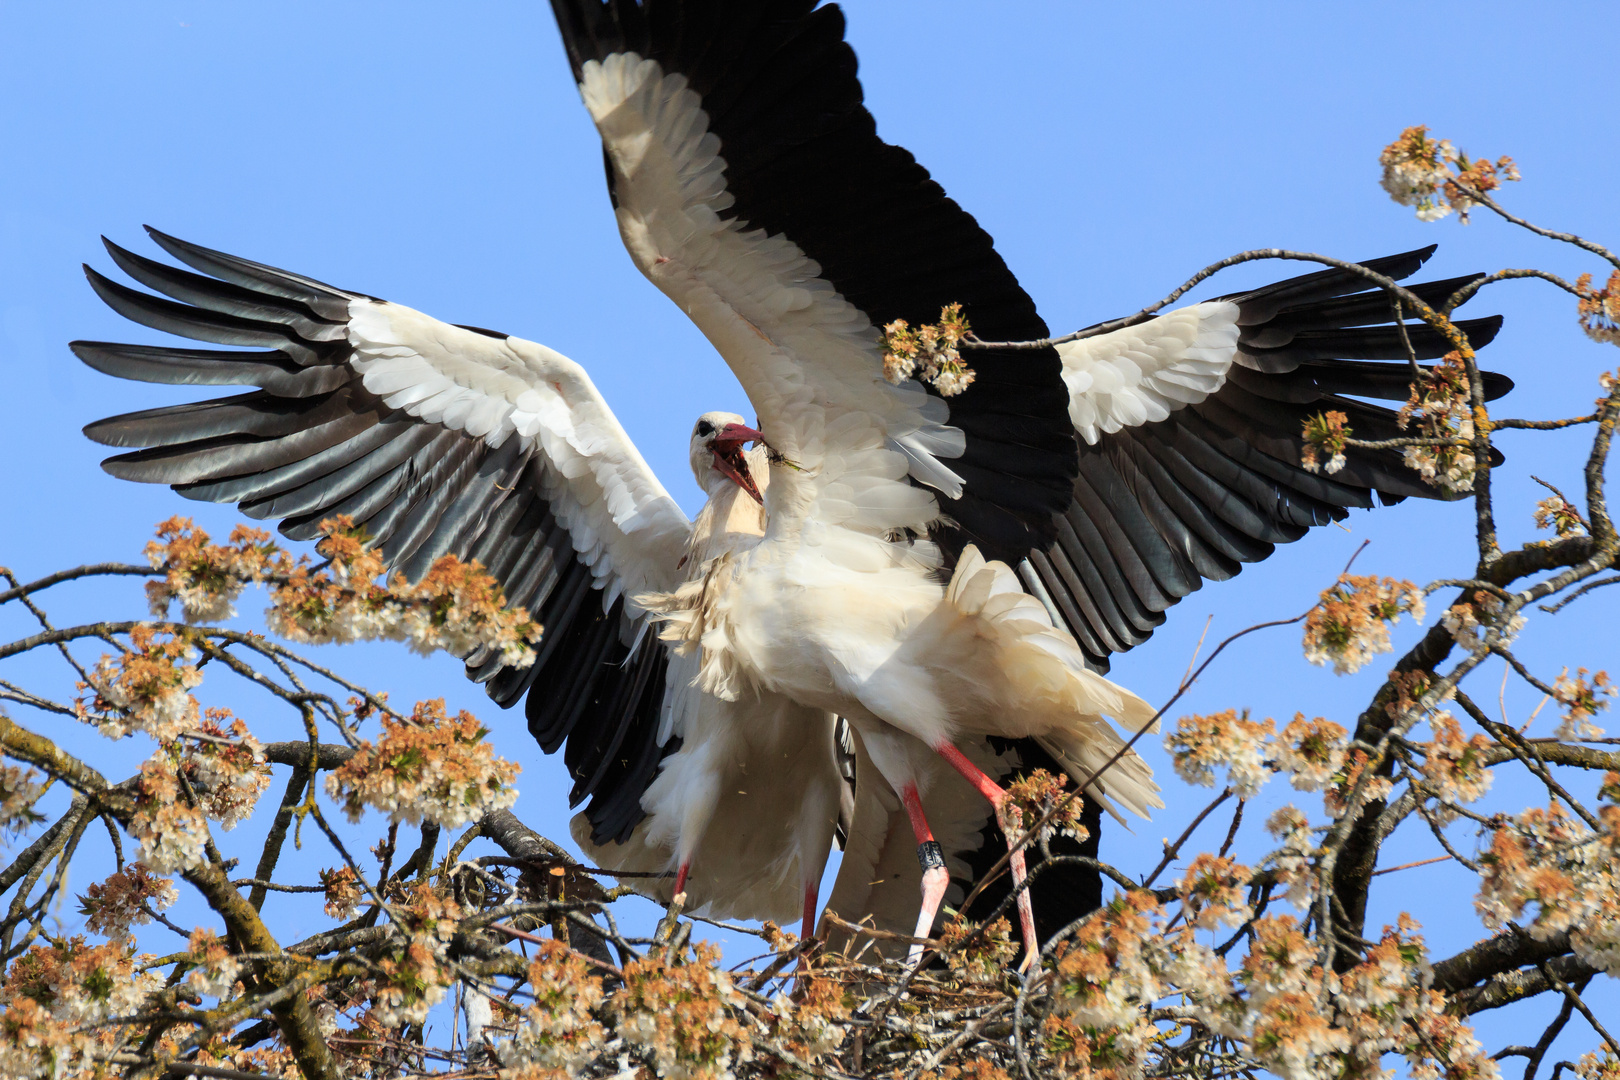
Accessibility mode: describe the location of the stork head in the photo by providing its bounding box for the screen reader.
[689,411,765,505]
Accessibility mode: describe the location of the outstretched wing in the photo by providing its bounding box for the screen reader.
[74,229,693,841]
[550,0,1077,558]
[1024,249,1512,671]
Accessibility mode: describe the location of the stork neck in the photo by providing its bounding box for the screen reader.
[688,474,768,568]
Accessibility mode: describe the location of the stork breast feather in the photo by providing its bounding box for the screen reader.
[1059,300,1241,444]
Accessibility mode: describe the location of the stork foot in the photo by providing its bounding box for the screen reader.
[1008,845,1039,972]
[908,840,950,966]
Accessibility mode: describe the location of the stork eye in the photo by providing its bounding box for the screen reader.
[695,420,715,437]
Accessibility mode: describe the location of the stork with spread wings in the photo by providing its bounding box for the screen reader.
[73,0,1509,965]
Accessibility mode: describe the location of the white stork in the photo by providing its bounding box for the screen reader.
[72,0,1511,965]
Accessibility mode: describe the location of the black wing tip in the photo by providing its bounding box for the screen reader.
[137,226,355,304]
[143,224,182,249]
[142,225,216,268]
[1467,313,1505,350]
[70,339,133,383]
[1355,244,1438,282]
[68,339,137,381]
[82,411,149,449]
[1385,243,1438,273]
[81,262,125,299]
[95,447,201,483]
[101,233,171,286]
[142,225,221,271]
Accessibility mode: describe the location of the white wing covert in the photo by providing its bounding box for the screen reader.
[1030,252,1512,672]
[1059,301,1240,444]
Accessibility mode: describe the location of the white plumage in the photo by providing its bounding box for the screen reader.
[1058,301,1241,443]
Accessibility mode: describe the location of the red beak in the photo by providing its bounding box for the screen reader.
[715,422,764,446]
[711,423,765,505]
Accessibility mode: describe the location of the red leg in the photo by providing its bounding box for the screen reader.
[900,783,951,965]
[801,880,818,944]
[673,861,690,899]
[935,743,1007,804]
[933,743,1039,972]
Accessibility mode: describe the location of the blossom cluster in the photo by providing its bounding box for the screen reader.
[364,884,463,1028]
[1323,745,1398,821]
[1167,709,1277,797]
[880,303,977,395]
[143,516,542,668]
[1577,1050,1620,1080]
[0,936,162,1078]
[498,937,854,1080]
[79,625,202,743]
[1534,491,1588,536]
[1576,269,1620,346]
[321,865,363,921]
[179,710,271,832]
[1001,767,1090,846]
[269,525,540,668]
[937,915,1018,985]
[76,625,271,873]
[1379,125,1460,222]
[500,939,609,1070]
[764,973,851,1061]
[1167,711,1354,803]
[1379,125,1519,223]
[1046,888,1496,1080]
[326,698,520,829]
[1551,667,1614,741]
[1265,805,1320,906]
[1300,409,1350,475]
[144,518,278,622]
[77,863,177,939]
[1441,595,1526,653]
[1475,782,1620,974]
[0,763,44,837]
[610,942,749,1080]
[1416,711,1494,819]
[183,928,242,1001]
[1398,351,1478,494]
[1167,699,1502,837]
[1302,573,1427,674]
[127,751,213,873]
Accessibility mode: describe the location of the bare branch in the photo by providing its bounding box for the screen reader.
[0,563,158,605]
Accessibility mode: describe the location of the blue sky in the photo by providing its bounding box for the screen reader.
[3,1,1617,1063]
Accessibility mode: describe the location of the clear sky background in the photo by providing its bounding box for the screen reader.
[3,1,1617,1066]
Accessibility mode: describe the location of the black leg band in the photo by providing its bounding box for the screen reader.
[916,840,945,872]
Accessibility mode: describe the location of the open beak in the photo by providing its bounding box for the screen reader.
[711,422,765,505]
